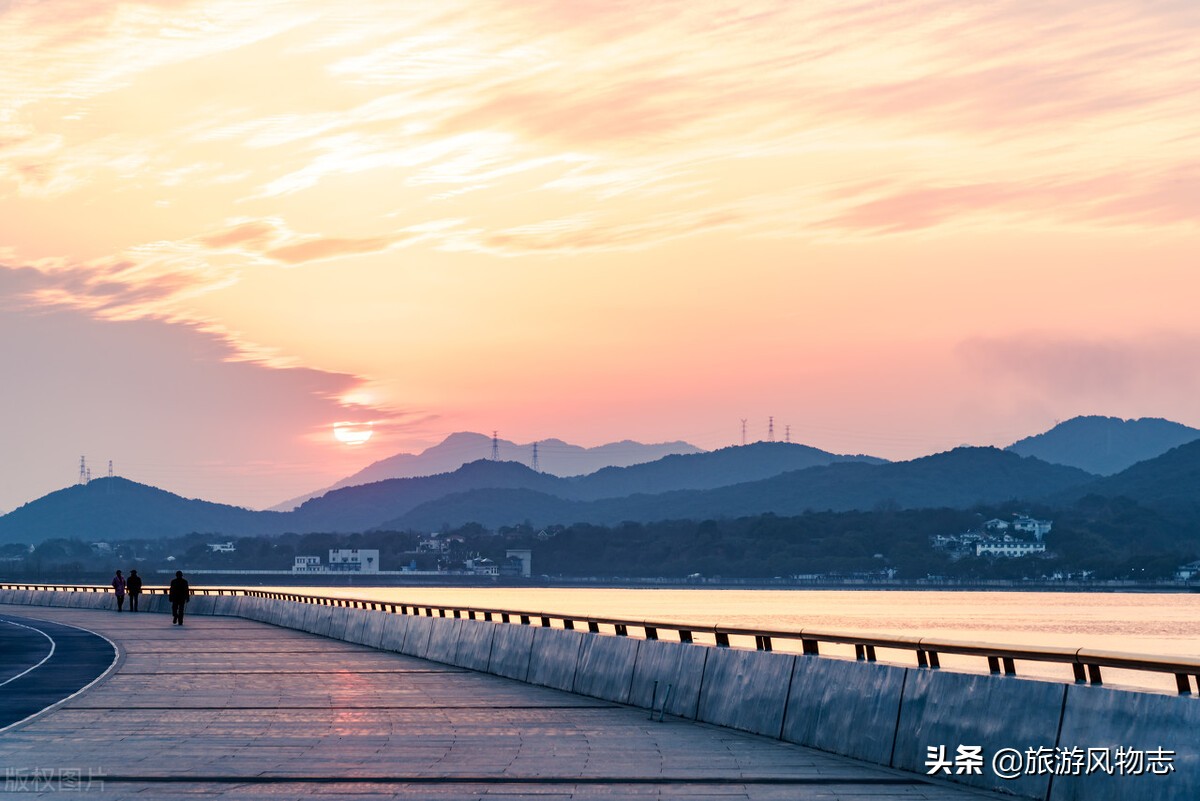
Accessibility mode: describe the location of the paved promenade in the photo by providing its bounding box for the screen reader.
[0,604,1006,800]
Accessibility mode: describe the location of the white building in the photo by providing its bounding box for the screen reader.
[327,548,379,573]
[1174,560,1200,581]
[1012,517,1053,541]
[293,555,322,572]
[504,549,532,578]
[466,557,498,576]
[976,538,1047,558]
[208,541,235,553]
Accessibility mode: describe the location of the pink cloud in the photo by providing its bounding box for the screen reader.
[265,234,408,265]
[197,219,282,249]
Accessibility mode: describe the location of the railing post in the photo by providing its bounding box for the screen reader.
[541,616,551,628]
[755,635,772,652]
[1086,664,1103,685]
[563,619,575,630]
[644,626,657,640]
[1175,674,1192,695]
[801,638,819,656]
[714,632,730,648]
[615,623,628,637]
[588,621,600,633]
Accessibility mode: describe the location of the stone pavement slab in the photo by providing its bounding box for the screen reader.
[0,604,1005,800]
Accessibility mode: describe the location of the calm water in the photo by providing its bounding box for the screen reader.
[265,587,1200,693]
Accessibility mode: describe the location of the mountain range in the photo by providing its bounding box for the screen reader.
[2,416,1199,544]
[1007,415,1200,475]
[269,432,703,511]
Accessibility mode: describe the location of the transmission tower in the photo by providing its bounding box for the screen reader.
[107,460,114,478]
[491,431,500,461]
[740,419,747,446]
[785,425,791,444]
[768,416,774,442]
[85,467,92,483]
[78,456,87,485]
[531,442,540,473]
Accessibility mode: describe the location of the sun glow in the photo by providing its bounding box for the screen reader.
[332,421,373,445]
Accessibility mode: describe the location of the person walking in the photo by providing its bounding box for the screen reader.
[126,569,143,612]
[111,570,126,612]
[168,570,190,625]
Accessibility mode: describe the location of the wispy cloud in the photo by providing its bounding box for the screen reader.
[959,332,1200,401]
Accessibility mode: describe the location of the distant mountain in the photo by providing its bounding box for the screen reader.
[383,447,1095,530]
[0,442,878,542]
[269,432,702,511]
[0,477,284,544]
[1007,416,1200,476]
[287,460,565,533]
[565,442,886,500]
[285,442,882,530]
[9,442,1135,544]
[1063,439,1200,524]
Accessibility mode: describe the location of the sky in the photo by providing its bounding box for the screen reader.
[1,0,1197,513]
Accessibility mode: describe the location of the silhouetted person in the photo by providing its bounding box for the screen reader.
[127,569,142,611]
[169,570,190,625]
[111,570,126,612]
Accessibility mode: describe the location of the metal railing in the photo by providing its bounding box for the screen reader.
[4,583,1199,695]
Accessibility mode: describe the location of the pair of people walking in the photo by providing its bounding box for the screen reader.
[110,569,142,611]
[110,568,189,624]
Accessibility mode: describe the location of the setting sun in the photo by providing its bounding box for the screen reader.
[333,422,373,446]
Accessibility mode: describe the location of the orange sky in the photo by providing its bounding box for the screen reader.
[1,1,1197,511]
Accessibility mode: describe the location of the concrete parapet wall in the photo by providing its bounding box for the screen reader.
[697,647,796,738]
[424,617,463,665]
[359,610,388,649]
[629,639,708,719]
[487,622,535,682]
[527,627,585,692]
[782,657,906,766]
[893,668,1065,799]
[573,632,639,704]
[3,589,1195,801]
[399,615,436,659]
[377,614,409,653]
[1050,684,1200,801]
[453,618,496,672]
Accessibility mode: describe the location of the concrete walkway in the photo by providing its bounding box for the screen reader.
[0,604,1005,800]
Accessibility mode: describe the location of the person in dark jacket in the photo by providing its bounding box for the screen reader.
[126,569,143,611]
[111,570,126,611]
[168,570,190,625]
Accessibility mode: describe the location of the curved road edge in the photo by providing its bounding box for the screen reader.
[0,613,120,734]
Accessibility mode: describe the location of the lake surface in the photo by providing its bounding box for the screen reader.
[265,587,1200,693]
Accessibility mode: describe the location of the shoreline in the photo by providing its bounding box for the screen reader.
[3,572,1197,593]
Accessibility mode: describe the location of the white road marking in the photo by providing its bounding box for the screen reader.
[0,618,56,688]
